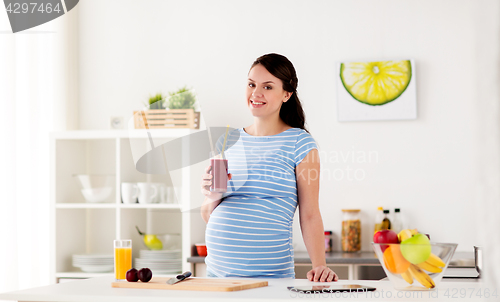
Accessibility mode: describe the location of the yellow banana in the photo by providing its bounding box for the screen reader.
[417,261,443,273]
[426,253,446,268]
[410,229,419,235]
[398,229,413,242]
[401,269,413,284]
[408,264,435,289]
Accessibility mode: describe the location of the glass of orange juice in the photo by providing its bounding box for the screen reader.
[114,239,132,280]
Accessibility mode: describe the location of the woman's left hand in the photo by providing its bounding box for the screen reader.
[307,265,338,282]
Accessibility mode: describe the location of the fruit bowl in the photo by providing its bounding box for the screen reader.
[151,234,181,250]
[372,242,457,291]
[73,174,115,203]
[135,226,181,250]
[141,234,181,251]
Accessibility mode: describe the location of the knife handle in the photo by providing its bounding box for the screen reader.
[177,271,192,280]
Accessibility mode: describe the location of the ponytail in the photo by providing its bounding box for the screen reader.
[279,92,307,132]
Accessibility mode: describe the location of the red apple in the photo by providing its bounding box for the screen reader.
[373,230,399,252]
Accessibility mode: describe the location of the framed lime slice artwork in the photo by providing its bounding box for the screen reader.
[340,60,412,106]
[337,59,417,122]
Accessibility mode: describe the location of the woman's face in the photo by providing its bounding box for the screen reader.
[246,64,291,118]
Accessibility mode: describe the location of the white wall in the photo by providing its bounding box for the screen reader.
[77,0,495,252]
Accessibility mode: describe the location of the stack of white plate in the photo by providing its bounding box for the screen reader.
[72,254,114,273]
[135,249,182,274]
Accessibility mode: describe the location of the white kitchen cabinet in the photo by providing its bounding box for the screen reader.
[50,129,200,283]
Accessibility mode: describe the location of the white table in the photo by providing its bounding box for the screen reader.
[0,276,492,302]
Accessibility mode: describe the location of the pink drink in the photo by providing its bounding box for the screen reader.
[210,158,228,193]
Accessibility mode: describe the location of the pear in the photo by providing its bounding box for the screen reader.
[136,226,163,250]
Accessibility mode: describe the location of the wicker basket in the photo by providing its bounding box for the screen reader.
[133,109,200,129]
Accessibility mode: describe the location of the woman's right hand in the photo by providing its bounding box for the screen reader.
[200,165,231,199]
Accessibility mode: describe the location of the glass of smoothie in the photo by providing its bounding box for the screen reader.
[209,151,228,193]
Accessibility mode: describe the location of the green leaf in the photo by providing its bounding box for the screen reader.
[147,93,165,109]
[166,86,197,109]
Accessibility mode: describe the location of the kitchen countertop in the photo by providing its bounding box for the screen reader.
[188,251,380,264]
[187,251,474,265]
[0,276,486,302]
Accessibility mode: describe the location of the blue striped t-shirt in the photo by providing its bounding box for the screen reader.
[205,127,318,278]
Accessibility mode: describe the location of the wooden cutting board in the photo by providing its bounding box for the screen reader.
[111,277,268,292]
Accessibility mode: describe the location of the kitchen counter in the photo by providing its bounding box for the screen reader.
[187,251,380,264]
[187,251,473,264]
[0,276,487,302]
[187,251,474,280]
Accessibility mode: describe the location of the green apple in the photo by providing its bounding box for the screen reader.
[400,233,431,264]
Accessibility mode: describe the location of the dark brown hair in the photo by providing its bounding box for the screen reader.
[250,53,308,133]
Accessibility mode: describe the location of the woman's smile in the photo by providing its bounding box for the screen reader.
[250,99,267,108]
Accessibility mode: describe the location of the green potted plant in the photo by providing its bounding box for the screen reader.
[146,93,166,109]
[165,87,199,129]
[166,86,197,109]
[134,88,200,129]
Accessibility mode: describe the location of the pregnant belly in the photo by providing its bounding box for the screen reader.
[205,228,293,268]
[206,209,292,260]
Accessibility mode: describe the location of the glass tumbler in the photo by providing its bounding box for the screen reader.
[209,151,228,193]
[114,239,132,280]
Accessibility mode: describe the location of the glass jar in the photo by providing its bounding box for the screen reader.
[341,209,361,252]
[324,231,333,253]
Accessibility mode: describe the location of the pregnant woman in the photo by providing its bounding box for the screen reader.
[200,53,337,282]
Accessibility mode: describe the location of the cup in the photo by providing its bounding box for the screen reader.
[114,239,132,280]
[209,151,228,193]
[159,186,174,204]
[137,182,158,204]
[121,183,139,204]
[150,183,165,203]
[195,243,207,256]
[159,186,167,203]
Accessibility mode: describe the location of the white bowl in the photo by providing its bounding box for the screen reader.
[73,174,114,203]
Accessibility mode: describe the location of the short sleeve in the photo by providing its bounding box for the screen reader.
[294,130,318,166]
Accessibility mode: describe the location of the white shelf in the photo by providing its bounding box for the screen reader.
[51,130,195,284]
[51,129,200,140]
[56,203,117,209]
[119,204,182,209]
[55,203,182,209]
[56,272,113,278]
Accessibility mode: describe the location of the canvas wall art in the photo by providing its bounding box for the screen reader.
[337,59,417,121]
